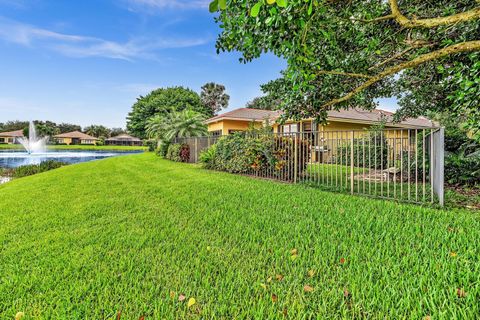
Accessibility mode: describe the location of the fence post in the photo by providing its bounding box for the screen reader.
[350,131,354,195]
[432,128,445,206]
[294,132,299,183]
[194,138,198,163]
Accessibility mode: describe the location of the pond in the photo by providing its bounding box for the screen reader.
[0,150,143,169]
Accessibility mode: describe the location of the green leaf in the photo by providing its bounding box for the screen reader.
[307,0,313,15]
[218,0,227,10]
[250,2,262,17]
[276,0,287,8]
[209,0,219,13]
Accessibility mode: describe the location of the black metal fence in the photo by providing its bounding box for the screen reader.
[174,128,445,206]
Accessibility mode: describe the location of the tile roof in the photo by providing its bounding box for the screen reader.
[206,107,436,128]
[0,130,24,137]
[54,131,98,140]
[106,134,142,142]
[205,108,281,124]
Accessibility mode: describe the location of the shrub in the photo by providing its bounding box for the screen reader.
[199,144,217,169]
[145,139,157,152]
[12,160,67,178]
[199,132,311,181]
[165,143,190,162]
[445,145,480,186]
[156,141,171,157]
[337,131,388,169]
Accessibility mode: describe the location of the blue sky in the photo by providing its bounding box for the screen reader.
[0,0,398,128]
[0,0,288,128]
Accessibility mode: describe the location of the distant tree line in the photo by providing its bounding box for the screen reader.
[0,120,126,139]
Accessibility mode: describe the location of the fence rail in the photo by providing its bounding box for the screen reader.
[174,128,445,206]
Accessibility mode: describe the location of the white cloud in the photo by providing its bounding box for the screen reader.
[125,0,210,10]
[0,17,210,60]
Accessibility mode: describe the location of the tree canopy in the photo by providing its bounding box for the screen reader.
[210,0,479,135]
[126,87,210,139]
[200,82,230,115]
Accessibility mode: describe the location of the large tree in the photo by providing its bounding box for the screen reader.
[247,77,285,110]
[127,87,210,139]
[84,125,111,138]
[210,0,480,134]
[57,123,82,134]
[200,82,230,115]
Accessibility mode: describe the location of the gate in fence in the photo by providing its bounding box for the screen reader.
[174,128,445,206]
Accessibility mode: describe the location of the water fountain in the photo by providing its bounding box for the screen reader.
[18,121,48,154]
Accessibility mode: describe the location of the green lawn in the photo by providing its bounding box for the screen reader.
[1,154,479,319]
[0,144,147,151]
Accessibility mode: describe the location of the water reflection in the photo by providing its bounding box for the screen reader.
[0,150,141,168]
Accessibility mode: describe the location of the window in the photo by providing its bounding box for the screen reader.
[279,123,298,134]
[228,129,245,134]
[210,130,222,137]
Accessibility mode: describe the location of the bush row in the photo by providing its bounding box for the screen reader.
[2,160,67,179]
[165,143,190,163]
[199,133,310,181]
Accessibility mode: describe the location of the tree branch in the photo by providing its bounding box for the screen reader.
[352,0,480,28]
[321,40,480,109]
[316,70,372,79]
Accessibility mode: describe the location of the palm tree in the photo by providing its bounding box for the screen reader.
[146,109,208,143]
[200,82,230,116]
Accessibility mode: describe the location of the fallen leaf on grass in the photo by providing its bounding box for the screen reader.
[116,310,122,320]
[307,269,316,277]
[179,294,186,302]
[15,312,24,320]
[290,254,298,261]
[450,251,457,257]
[260,283,267,290]
[282,308,288,317]
[169,291,176,299]
[271,294,278,303]
[187,298,196,308]
[304,285,314,293]
[339,258,346,264]
[138,316,145,320]
[267,277,272,283]
[275,274,284,281]
[290,248,298,255]
[344,289,351,298]
[457,288,466,298]
[424,316,431,320]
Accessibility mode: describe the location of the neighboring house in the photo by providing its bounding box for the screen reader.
[105,134,143,146]
[206,107,436,135]
[54,131,98,145]
[0,130,24,144]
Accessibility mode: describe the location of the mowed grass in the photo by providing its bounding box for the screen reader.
[0,144,147,151]
[0,154,479,319]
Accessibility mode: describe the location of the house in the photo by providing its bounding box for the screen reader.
[105,134,143,146]
[53,131,98,145]
[0,130,24,144]
[206,107,436,135]
[206,107,437,163]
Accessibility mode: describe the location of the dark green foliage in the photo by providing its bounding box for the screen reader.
[11,161,67,178]
[0,120,29,132]
[445,143,480,185]
[126,87,210,139]
[200,132,311,181]
[212,0,479,131]
[338,132,389,169]
[165,143,190,162]
[155,141,171,157]
[145,140,157,152]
